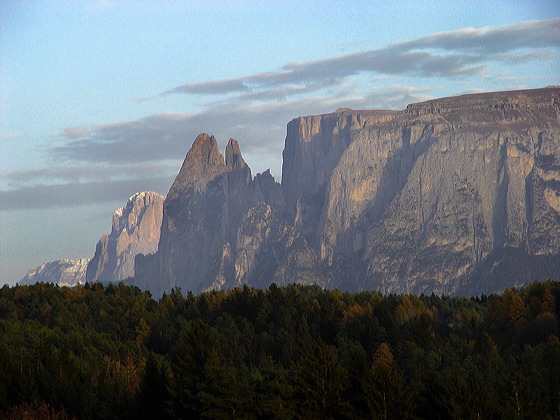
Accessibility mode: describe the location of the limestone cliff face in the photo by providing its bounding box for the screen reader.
[273,236,326,287]
[232,202,322,290]
[134,87,560,297]
[154,134,232,295]
[86,191,164,283]
[281,109,396,225]
[312,88,560,294]
[21,259,90,288]
[234,203,275,287]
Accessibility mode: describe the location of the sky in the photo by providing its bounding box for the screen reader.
[1,1,559,286]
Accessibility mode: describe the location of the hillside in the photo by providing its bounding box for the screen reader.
[1,281,559,418]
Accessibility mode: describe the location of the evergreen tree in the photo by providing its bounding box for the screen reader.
[292,341,348,419]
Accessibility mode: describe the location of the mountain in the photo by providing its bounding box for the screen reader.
[287,87,560,295]
[133,135,322,297]
[133,87,560,297]
[20,259,89,288]
[19,191,164,288]
[86,191,164,283]
[366,88,560,295]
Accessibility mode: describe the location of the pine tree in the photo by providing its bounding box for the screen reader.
[292,341,348,419]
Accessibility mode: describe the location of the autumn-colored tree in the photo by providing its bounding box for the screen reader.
[541,288,556,315]
[5,401,76,420]
[364,342,411,419]
[503,289,527,328]
[372,342,394,370]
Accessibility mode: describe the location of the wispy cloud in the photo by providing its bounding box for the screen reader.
[5,162,179,188]
[394,19,560,53]
[61,127,91,139]
[0,177,172,211]
[0,131,22,141]
[160,18,560,101]
[2,19,558,211]
[1,83,434,211]
[163,78,249,96]
[51,84,435,166]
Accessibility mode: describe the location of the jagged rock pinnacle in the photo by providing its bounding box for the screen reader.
[225,138,247,170]
[168,133,227,197]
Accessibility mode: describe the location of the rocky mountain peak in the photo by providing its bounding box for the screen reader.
[86,191,164,283]
[189,133,224,168]
[168,133,227,197]
[21,259,90,288]
[112,191,164,236]
[225,138,247,171]
[225,137,252,188]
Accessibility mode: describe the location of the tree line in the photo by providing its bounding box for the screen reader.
[1,280,559,419]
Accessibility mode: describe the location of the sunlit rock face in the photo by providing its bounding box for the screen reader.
[281,109,397,214]
[134,87,560,297]
[306,88,560,295]
[21,259,90,288]
[86,191,164,284]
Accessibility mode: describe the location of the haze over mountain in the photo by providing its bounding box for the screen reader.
[20,192,164,288]
[20,259,89,288]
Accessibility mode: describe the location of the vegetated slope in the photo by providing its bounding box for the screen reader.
[1,281,559,418]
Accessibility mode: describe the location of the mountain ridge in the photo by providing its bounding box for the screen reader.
[21,259,90,288]
[86,191,164,284]
[20,87,560,296]
[135,86,559,297]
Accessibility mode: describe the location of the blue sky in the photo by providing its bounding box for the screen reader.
[1,1,559,285]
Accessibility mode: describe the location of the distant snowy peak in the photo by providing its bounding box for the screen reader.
[20,258,90,288]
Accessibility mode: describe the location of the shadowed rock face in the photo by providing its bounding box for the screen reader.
[134,87,560,297]
[153,135,257,294]
[86,191,164,284]
[134,133,323,297]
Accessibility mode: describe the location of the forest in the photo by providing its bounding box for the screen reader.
[1,280,560,419]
